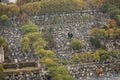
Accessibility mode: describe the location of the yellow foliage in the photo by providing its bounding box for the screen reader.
[45,58,54,64]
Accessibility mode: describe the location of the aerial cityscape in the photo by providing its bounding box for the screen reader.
[0,0,120,80]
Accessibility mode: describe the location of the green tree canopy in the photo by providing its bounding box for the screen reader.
[71,40,84,50]
[21,22,39,34]
[0,14,8,21]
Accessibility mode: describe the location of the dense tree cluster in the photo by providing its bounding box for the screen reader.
[72,49,120,63]
[16,0,41,6]
[20,0,86,15]
[21,22,75,80]
[0,3,19,17]
[100,1,120,26]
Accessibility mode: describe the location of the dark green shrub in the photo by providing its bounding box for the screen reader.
[90,37,101,48]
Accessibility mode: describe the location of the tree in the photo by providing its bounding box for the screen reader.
[90,37,101,48]
[21,2,41,15]
[96,68,103,76]
[91,28,108,39]
[16,0,41,6]
[107,20,117,28]
[107,28,115,39]
[105,0,120,8]
[100,4,118,13]
[89,0,106,9]
[44,58,58,67]
[0,64,5,80]
[0,14,8,22]
[0,36,8,51]
[26,32,41,42]
[0,3,6,16]
[79,52,94,63]
[19,12,28,24]
[33,38,46,48]
[115,28,120,39]
[40,0,86,13]
[36,49,55,59]
[109,9,120,19]
[48,66,75,80]
[21,37,30,52]
[72,53,80,63]
[71,40,84,50]
[94,49,109,61]
[93,51,100,62]
[21,22,38,34]
[115,15,120,26]
[6,4,19,16]
[112,49,120,58]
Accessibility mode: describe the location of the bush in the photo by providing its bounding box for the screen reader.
[90,37,101,48]
[21,22,38,34]
[0,14,8,21]
[91,28,108,39]
[114,15,120,26]
[108,9,120,19]
[71,40,84,50]
[94,49,109,62]
[100,4,118,13]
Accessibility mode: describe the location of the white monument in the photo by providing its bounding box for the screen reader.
[0,47,4,63]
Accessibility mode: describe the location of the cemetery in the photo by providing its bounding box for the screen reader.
[0,0,120,80]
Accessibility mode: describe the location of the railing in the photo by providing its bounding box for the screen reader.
[2,61,38,69]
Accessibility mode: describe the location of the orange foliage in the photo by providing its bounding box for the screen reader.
[96,68,103,74]
[19,12,28,23]
[107,20,117,28]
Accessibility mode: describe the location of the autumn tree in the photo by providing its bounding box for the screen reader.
[88,0,106,9]
[91,28,108,39]
[21,2,41,15]
[16,0,41,6]
[41,28,56,50]
[40,0,86,13]
[19,12,28,24]
[6,4,19,16]
[107,28,115,39]
[0,3,6,16]
[107,20,117,28]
